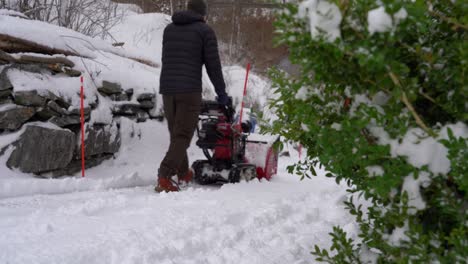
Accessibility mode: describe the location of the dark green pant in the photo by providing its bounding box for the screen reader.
[159,93,202,178]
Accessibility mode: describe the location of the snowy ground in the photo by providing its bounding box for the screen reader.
[0,120,356,264]
[0,9,356,264]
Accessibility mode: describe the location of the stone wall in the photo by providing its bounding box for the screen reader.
[0,62,159,178]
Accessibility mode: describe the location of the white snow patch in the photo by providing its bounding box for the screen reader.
[366,166,384,177]
[402,172,431,214]
[367,6,393,34]
[0,9,28,19]
[298,0,342,42]
[0,103,17,112]
[391,129,449,174]
[108,12,170,65]
[388,220,410,246]
[369,123,468,175]
[394,8,408,24]
[331,123,342,131]
[368,7,408,35]
[90,95,113,125]
[295,86,310,100]
[7,69,94,109]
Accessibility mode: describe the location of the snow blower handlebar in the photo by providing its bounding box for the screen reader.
[199,98,252,134]
[201,97,235,123]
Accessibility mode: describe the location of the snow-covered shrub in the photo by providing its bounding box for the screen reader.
[267,0,467,262]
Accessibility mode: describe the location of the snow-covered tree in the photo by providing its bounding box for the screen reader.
[268,0,467,262]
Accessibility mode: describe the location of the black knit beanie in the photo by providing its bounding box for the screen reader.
[188,0,207,16]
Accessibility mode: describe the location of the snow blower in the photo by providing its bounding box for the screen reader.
[191,64,279,184]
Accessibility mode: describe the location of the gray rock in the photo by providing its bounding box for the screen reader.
[0,97,13,106]
[47,101,69,115]
[139,100,155,109]
[125,88,134,97]
[13,90,47,107]
[41,91,71,109]
[6,126,75,174]
[63,68,82,77]
[137,93,155,102]
[0,105,35,131]
[35,101,69,120]
[15,64,46,74]
[112,103,141,116]
[0,69,13,91]
[98,81,123,95]
[109,93,129,102]
[50,115,81,127]
[77,123,121,157]
[137,111,149,122]
[36,107,61,120]
[0,88,12,99]
[69,107,91,116]
[56,98,71,109]
[41,90,59,101]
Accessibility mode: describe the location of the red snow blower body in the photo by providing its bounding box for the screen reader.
[192,99,278,184]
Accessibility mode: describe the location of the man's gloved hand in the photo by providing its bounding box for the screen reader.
[216,93,230,105]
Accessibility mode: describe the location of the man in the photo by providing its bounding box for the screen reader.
[155,0,229,192]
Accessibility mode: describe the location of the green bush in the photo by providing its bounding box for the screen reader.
[267,0,467,262]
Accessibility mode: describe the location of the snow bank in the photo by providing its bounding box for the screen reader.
[0,119,175,198]
[0,14,157,66]
[223,65,272,110]
[108,13,170,65]
[0,8,28,18]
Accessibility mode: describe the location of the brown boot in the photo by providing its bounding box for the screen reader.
[154,177,179,193]
[178,169,194,185]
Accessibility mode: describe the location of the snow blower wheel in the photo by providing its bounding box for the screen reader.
[228,164,258,183]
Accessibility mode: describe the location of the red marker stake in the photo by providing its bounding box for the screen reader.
[80,76,85,177]
[239,63,251,126]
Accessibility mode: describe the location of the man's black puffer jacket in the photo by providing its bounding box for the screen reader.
[159,11,226,96]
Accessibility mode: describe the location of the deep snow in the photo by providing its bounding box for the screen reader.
[0,120,355,264]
